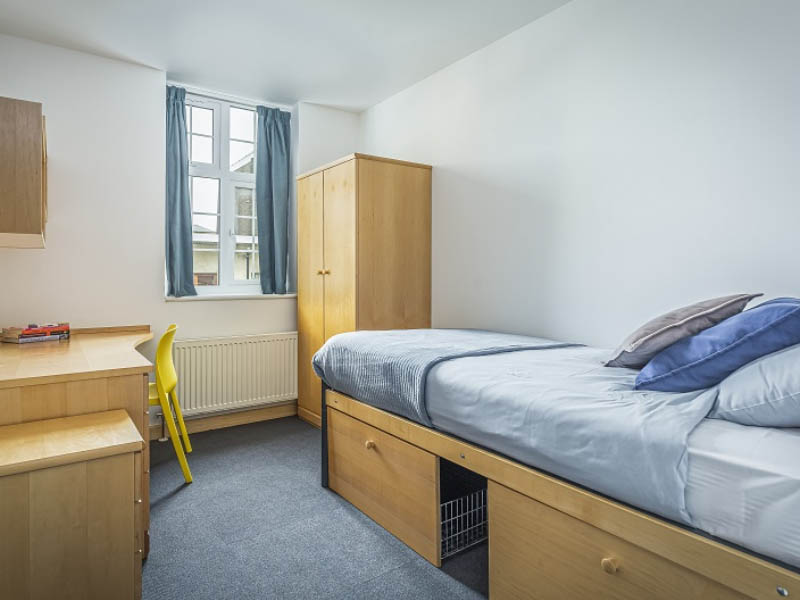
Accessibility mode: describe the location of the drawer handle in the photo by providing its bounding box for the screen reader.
[601,557,618,575]
[364,440,376,450]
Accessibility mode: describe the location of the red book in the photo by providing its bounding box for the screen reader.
[20,323,70,336]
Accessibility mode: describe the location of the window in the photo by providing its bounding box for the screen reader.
[186,94,260,294]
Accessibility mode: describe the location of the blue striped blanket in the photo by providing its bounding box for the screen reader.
[312,329,576,426]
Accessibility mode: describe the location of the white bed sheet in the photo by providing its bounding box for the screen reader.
[687,418,800,568]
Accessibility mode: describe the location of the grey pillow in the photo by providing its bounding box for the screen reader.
[605,293,762,369]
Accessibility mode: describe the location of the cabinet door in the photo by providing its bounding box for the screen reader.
[0,97,45,248]
[297,172,325,424]
[323,160,357,341]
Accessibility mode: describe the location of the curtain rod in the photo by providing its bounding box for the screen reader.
[167,80,293,112]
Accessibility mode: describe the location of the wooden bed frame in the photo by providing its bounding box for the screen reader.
[321,385,799,599]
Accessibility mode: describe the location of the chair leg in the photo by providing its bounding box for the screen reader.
[170,390,192,454]
[159,392,193,484]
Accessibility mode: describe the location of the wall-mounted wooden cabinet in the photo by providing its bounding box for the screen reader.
[0,96,47,248]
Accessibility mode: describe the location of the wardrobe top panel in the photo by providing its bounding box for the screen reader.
[296,153,432,180]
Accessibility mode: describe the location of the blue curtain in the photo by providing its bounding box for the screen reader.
[255,106,292,294]
[165,86,197,297]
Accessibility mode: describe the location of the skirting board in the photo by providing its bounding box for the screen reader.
[149,400,297,440]
[297,406,321,429]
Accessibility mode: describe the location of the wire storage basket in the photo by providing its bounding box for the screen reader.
[439,458,488,559]
[441,488,488,559]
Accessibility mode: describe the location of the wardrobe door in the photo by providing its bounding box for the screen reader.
[297,172,325,425]
[356,158,431,330]
[323,160,357,341]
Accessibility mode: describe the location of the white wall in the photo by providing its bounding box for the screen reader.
[359,0,800,347]
[296,102,360,173]
[0,34,296,358]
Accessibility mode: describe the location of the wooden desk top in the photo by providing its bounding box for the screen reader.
[0,409,144,477]
[0,325,153,389]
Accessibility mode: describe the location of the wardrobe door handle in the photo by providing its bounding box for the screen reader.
[317,269,324,275]
[365,440,376,450]
[323,269,331,275]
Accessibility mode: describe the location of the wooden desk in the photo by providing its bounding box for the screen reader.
[0,325,153,387]
[0,325,154,586]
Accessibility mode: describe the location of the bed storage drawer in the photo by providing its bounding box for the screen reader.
[327,406,441,566]
[488,481,748,600]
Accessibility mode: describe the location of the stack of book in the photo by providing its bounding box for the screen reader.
[2,323,70,344]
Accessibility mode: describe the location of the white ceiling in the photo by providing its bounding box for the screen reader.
[0,0,570,111]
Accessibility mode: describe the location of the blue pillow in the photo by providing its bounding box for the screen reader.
[635,298,800,393]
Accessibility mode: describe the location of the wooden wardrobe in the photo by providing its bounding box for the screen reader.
[296,154,431,426]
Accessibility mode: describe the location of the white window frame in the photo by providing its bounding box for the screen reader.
[186,93,261,296]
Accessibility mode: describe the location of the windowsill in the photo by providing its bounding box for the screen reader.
[165,293,296,302]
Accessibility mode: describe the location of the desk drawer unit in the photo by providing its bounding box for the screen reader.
[0,410,143,600]
[488,481,749,600]
[327,407,441,566]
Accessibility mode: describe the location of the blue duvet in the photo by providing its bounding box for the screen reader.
[313,329,718,524]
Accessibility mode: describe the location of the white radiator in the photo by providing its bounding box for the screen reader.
[173,332,298,417]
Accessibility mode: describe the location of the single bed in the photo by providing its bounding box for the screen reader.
[315,329,800,599]
[426,346,800,570]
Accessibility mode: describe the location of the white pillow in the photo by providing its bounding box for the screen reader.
[711,343,800,427]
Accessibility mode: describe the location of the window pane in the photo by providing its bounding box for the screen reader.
[191,134,213,163]
[233,187,258,273]
[185,105,192,159]
[235,187,254,217]
[191,106,213,136]
[234,250,259,281]
[192,213,218,234]
[230,140,254,173]
[190,177,219,213]
[236,241,258,252]
[235,217,254,236]
[193,246,219,286]
[230,107,255,142]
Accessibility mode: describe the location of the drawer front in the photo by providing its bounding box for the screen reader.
[489,481,749,600]
[327,407,440,565]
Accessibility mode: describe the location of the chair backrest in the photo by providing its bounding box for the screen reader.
[156,324,178,394]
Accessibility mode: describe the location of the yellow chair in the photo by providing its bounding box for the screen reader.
[149,324,193,484]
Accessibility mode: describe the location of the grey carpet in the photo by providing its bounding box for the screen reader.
[144,416,488,600]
